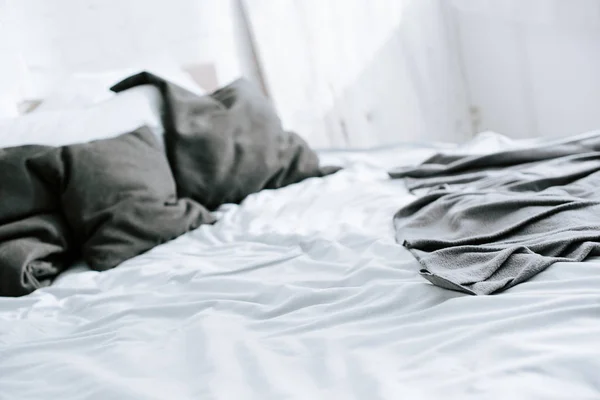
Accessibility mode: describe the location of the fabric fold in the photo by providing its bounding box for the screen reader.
[392,132,600,295]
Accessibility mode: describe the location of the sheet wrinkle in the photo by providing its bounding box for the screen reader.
[1,141,600,399]
[393,132,600,294]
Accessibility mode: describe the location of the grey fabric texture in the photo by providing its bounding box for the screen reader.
[391,133,600,295]
[28,127,214,271]
[110,72,341,211]
[0,145,75,296]
[1,73,338,297]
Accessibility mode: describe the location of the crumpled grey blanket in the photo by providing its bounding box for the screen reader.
[390,132,600,295]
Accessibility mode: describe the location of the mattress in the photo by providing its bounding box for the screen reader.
[1,133,599,400]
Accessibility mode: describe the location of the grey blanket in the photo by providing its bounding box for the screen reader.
[391,133,600,295]
[1,73,337,297]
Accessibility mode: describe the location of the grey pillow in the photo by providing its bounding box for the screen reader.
[28,126,215,271]
[0,145,74,297]
[111,72,341,210]
[0,214,74,296]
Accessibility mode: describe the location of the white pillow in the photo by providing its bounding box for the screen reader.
[35,63,205,113]
[0,85,165,149]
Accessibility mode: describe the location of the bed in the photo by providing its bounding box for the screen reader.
[1,75,599,400]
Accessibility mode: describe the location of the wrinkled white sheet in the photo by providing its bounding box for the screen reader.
[1,133,600,400]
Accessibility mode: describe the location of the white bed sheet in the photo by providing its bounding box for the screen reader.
[1,133,600,400]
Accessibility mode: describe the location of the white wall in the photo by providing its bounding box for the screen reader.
[244,0,472,148]
[449,0,600,139]
[247,0,600,146]
[3,0,600,145]
[0,0,31,115]
[3,0,258,98]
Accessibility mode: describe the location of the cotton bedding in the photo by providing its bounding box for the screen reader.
[392,131,600,295]
[0,74,331,296]
[1,133,599,399]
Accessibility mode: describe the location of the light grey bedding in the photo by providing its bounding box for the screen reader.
[391,133,600,295]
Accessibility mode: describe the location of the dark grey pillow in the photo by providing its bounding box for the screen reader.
[0,214,74,296]
[0,145,75,297]
[111,72,340,210]
[28,126,215,271]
